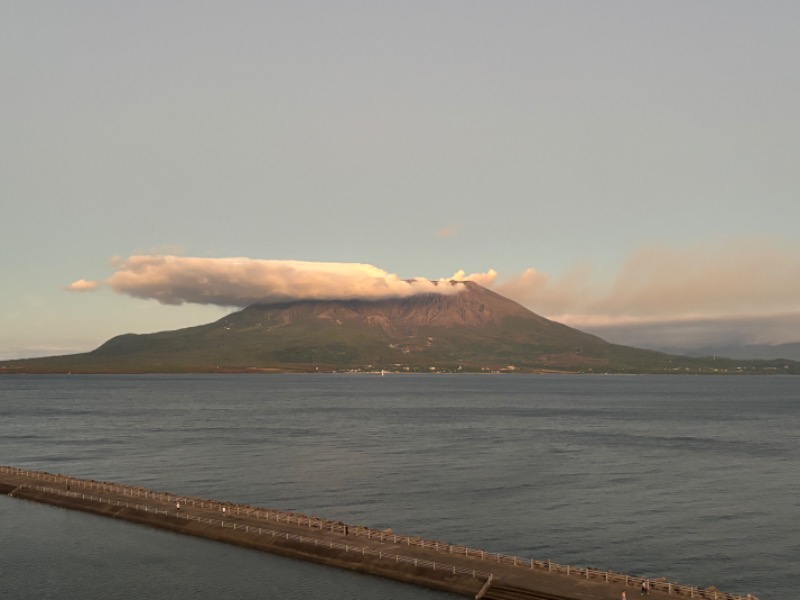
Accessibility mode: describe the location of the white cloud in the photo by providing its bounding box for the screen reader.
[101,255,470,307]
[490,237,800,320]
[484,237,800,347]
[436,224,460,239]
[74,237,800,348]
[65,279,98,292]
[448,268,498,288]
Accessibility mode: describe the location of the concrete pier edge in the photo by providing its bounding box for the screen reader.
[0,466,758,600]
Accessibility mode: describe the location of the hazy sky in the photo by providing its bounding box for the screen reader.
[3,1,799,359]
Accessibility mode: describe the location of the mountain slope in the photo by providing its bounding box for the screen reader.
[2,282,798,374]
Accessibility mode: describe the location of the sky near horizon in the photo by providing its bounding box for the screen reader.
[2,2,799,359]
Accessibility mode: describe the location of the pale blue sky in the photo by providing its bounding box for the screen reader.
[3,2,799,359]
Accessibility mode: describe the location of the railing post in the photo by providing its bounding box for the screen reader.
[0,467,737,600]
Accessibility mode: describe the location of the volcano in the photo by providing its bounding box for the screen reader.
[2,281,797,374]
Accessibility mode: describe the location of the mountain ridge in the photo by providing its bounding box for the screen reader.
[2,282,798,374]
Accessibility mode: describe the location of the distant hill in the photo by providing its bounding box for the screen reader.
[2,282,798,374]
[648,342,800,362]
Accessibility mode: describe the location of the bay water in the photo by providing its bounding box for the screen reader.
[0,373,797,599]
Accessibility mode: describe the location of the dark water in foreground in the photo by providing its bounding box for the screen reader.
[0,374,797,599]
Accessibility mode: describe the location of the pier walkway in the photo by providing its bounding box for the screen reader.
[0,467,755,600]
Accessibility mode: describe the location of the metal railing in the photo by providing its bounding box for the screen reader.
[8,478,492,583]
[1,466,758,600]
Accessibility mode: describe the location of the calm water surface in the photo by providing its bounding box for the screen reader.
[0,374,797,599]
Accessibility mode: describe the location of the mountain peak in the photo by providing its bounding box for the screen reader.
[243,280,535,332]
[3,282,797,374]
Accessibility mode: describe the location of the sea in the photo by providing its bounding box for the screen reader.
[0,373,797,600]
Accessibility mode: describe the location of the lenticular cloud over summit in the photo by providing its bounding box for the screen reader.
[85,255,473,307]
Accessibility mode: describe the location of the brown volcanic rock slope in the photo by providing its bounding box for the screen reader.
[197,280,615,371]
[268,281,533,330]
[3,282,795,373]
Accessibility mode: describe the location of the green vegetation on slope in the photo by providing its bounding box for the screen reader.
[2,283,798,375]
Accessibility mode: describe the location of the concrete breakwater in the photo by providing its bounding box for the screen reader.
[1,466,756,600]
